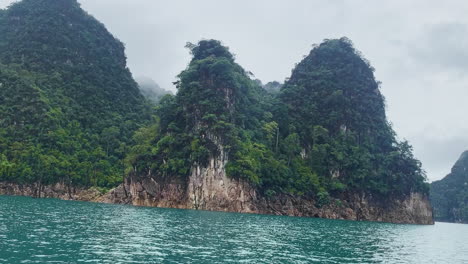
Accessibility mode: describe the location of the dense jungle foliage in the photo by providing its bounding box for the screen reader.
[0,0,150,188]
[277,38,428,197]
[431,151,468,223]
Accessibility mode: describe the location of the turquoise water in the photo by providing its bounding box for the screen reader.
[0,196,467,263]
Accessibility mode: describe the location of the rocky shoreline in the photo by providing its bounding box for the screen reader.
[0,180,434,225]
[102,176,434,225]
[97,149,434,225]
[0,182,103,202]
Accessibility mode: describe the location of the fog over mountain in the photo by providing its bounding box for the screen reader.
[1,0,467,181]
[135,76,172,103]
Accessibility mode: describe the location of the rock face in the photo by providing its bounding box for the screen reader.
[103,144,259,213]
[98,145,433,225]
[187,139,257,212]
[0,182,102,201]
[100,173,433,225]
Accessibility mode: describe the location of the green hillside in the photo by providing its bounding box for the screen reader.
[0,0,150,188]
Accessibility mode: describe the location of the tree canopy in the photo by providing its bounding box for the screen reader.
[277,38,428,197]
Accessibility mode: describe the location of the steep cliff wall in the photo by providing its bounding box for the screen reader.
[186,143,257,212]
[101,142,259,213]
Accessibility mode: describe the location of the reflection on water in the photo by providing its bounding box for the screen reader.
[0,196,467,263]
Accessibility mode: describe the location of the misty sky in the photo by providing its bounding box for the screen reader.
[1,0,467,182]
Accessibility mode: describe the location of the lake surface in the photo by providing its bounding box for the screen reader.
[0,196,467,264]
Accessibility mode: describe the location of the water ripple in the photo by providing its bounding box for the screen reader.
[0,196,467,263]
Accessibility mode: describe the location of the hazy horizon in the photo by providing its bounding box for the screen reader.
[1,0,467,182]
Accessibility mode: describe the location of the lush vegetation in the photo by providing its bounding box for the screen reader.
[125,40,268,183]
[276,38,428,197]
[431,151,468,223]
[0,0,150,188]
[127,38,429,202]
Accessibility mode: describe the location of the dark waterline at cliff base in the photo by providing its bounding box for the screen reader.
[0,196,467,263]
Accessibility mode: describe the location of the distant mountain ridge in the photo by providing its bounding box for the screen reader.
[431,151,468,223]
[135,76,172,103]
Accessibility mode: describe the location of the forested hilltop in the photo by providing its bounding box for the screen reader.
[431,151,468,223]
[0,0,151,188]
[126,38,429,204]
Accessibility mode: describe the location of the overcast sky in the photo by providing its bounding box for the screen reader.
[1,0,467,182]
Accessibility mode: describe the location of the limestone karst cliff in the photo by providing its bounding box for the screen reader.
[110,39,433,224]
